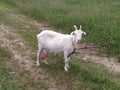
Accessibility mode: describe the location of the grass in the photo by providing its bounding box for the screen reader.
[0,0,120,90]
[41,55,120,90]
[2,0,120,59]
[0,47,23,90]
[0,2,24,90]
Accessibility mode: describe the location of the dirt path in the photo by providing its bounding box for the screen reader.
[0,24,63,90]
[77,44,120,73]
[0,9,66,90]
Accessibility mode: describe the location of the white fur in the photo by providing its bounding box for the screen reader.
[36,25,86,71]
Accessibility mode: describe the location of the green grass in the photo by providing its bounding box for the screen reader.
[2,0,120,59]
[0,3,23,90]
[41,55,120,90]
[0,0,120,90]
[0,47,23,90]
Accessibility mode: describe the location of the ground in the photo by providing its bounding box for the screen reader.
[0,2,120,90]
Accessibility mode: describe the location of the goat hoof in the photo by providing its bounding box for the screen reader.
[65,69,68,72]
[64,67,68,72]
[45,62,48,64]
[36,62,40,66]
[43,60,48,64]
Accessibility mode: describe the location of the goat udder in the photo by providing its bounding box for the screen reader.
[39,53,48,60]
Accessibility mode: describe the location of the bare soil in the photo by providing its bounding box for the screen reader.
[77,44,120,73]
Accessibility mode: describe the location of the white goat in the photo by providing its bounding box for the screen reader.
[36,25,86,71]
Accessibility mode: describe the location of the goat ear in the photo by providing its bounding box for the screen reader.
[73,25,77,30]
[71,31,75,35]
[80,25,82,30]
[83,32,86,35]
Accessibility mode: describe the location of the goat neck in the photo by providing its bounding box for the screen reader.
[71,34,77,49]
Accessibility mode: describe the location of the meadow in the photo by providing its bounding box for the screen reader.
[0,0,120,90]
[3,0,120,59]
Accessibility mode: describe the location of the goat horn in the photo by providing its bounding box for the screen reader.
[80,25,82,29]
[73,25,77,30]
